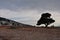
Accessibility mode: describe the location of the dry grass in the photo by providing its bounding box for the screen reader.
[0,26,60,40]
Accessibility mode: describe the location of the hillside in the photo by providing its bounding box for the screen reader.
[0,17,60,40]
[0,17,32,27]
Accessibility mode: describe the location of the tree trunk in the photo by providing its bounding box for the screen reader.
[45,24,48,27]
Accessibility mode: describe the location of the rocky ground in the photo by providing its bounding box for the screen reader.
[0,26,60,40]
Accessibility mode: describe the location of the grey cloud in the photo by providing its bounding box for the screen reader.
[0,0,60,11]
[0,0,60,26]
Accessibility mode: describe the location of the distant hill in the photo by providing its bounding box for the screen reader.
[0,17,33,27]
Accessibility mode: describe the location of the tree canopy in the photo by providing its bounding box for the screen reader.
[36,13,55,27]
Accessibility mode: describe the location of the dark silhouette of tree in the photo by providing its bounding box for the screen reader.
[36,13,55,27]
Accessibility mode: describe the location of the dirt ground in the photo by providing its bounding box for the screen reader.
[0,26,60,40]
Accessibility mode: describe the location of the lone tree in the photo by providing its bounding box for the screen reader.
[36,13,55,27]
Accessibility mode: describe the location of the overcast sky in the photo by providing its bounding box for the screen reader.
[0,0,60,26]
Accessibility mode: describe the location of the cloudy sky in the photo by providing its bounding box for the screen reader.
[0,0,60,26]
